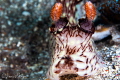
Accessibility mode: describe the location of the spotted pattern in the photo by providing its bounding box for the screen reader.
[47,25,101,80]
[57,0,82,26]
[47,0,102,80]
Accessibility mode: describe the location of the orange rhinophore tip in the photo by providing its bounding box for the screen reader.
[50,3,63,21]
[84,1,96,20]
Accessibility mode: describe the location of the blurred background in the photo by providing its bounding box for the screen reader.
[0,0,120,80]
[0,0,55,80]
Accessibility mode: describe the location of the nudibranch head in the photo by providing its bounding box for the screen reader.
[50,3,63,21]
[84,1,96,21]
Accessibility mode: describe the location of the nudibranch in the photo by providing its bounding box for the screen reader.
[47,0,102,80]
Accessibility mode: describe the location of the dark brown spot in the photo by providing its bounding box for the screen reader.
[93,55,95,59]
[54,56,74,70]
[80,53,83,56]
[62,56,74,67]
[76,60,84,63]
[76,48,80,52]
[86,66,89,70]
[86,58,88,64]
[80,69,85,71]
[66,46,76,55]
[95,61,98,65]
[80,43,84,50]
[83,55,87,58]
[89,59,92,63]
[55,61,60,68]
[79,65,89,71]
[49,24,55,33]
[84,73,87,76]
[88,43,93,52]
[57,37,64,48]
[74,67,79,72]
[55,70,61,74]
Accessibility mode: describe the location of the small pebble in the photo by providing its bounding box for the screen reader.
[1,25,6,28]
[38,71,43,74]
[15,53,19,57]
[10,64,14,68]
[34,27,38,32]
[9,37,13,41]
[22,11,31,16]
[17,41,22,47]
[116,49,120,54]
[3,57,7,61]
[16,22,22,26]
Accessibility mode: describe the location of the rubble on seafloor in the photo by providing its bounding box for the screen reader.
[0,0,120,80]
[0,0,55,80]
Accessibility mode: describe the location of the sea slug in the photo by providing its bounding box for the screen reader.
[47,0,102,80]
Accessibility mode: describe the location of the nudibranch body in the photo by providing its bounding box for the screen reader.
[47,0,102,80]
